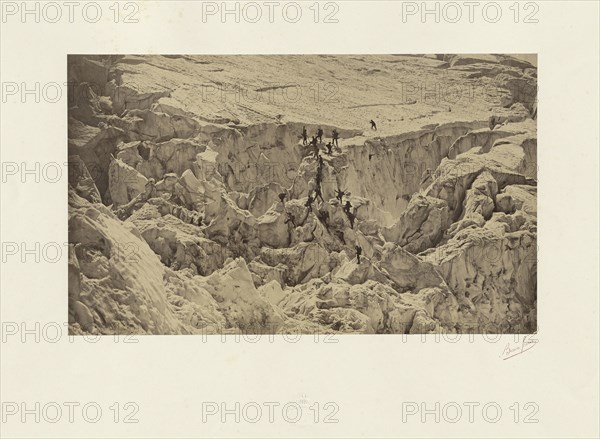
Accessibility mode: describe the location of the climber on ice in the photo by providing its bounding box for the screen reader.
[317,127,324,143]
[285,211,296,227]
[335,189,345,203]
[370,119,377,130]
[343,200,352,214]
[348,211,356,229]
[302,126,308,145]
[356,245,362,264]
[309,137,319,157]
[325,142,333,155]
[332,129,339,147]
[305,192,315,212]
[314,185,325,203]
[278,192,286,204]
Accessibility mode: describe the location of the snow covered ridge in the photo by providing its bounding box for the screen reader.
[67,54,537,335]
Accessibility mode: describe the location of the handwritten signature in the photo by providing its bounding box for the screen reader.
[500,332,538,360]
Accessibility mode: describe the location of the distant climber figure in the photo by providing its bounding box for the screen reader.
[285,211,296,227]
[314,185,325,203]
[316,209,330,226]
[332,129,339,147]
[489,115,497,131]
[305,193,315,212]
[318,154,324,169]
[309,136,319,157]
[355,245,362,264]
[343,200,352,214]
[348,211,356,229]
[302,126,308,145]
[278,192,286,204]
[316,171,323,187]
[335,189,345,203]
[317,127,324,143]
[325,142,333,155]
[370,119,377,130]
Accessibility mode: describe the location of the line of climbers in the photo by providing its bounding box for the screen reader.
[301,119,377,151]
[112,128,371,262]
[300,121,376,229]
[302,125,340,155]
[279,125,369,263]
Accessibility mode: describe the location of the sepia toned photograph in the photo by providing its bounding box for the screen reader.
[67,54,537,335]
[4,2,600,438]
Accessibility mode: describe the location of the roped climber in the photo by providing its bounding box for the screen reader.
[332,129,339,147]
[305,192,315,212]
[314,185,325,203]
[285,211,296,227]
[343,200,352,214]
[356,245,362,264]
[348,211,356,229]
